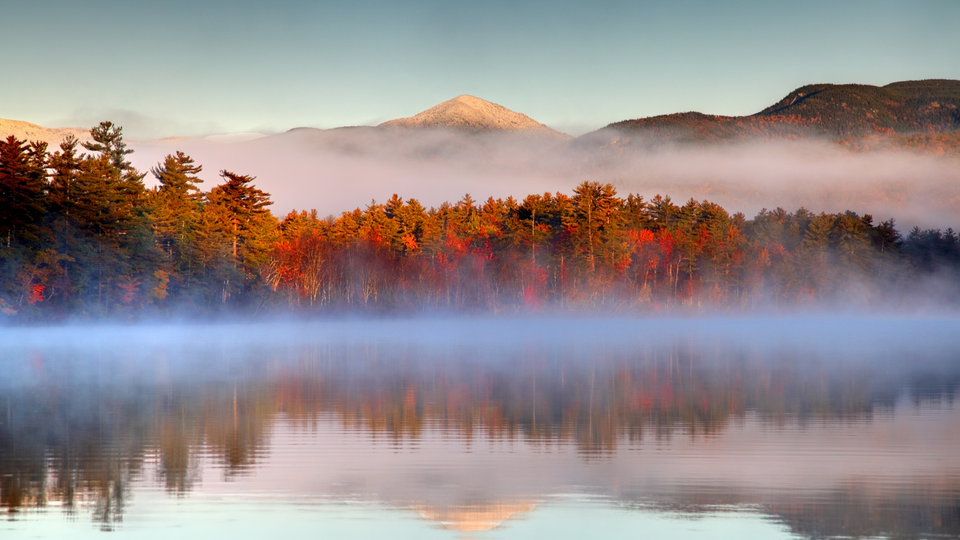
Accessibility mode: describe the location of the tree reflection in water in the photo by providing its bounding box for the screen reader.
[0,320,958,538]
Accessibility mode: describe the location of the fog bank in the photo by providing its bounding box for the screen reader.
[128,129,960,229]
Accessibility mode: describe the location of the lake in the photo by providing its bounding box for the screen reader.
[1,317,958,539]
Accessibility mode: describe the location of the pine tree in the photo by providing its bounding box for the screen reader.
[47,136,82,216]
[0,136,50,314]
[83,121,136,175]
[873,218,902,258]
[61,122,155,313]
[0,136,47,248]
[800,213,835,296]
[835,212,873,276]
[207,171,272,261]
[201,170,276,305]
[568,182,620,274]
[149,152,204,274]
[82,121,148,219]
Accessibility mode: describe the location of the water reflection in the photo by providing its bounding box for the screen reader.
[415,502,538,532]
[0,318,958,538]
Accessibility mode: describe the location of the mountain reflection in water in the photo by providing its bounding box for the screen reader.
[0,317,958,539]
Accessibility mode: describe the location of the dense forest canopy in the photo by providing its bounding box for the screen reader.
[1,122,958,320]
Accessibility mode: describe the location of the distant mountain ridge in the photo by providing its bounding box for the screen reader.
[0,118,90,146]
[588,79,960,148]
[3,80,958,155]
[758,80,960,134]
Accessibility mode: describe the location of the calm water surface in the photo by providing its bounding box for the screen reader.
[1,317,958,539]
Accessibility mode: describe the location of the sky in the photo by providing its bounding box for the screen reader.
[1,0,958,139]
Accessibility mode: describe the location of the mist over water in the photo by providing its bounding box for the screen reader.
[2,316,959,538]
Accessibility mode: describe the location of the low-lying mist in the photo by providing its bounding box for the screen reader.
[595,136,960,230]
[129,127,960,230]
[2,316,958,537]
[4,316,959,384]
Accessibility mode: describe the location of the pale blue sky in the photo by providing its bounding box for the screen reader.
[1,0,957,138]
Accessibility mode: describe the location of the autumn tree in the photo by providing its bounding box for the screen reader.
[47,136,82,216]
[0,136,47,248]
[197,170,276,305]
[0,136,51,312]
[567,182,621,275]
[148,152,205,293]
[83,122,139,178]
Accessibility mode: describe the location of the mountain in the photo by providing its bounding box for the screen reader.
[380,95,571,140]
[757,79,960,135]
[248,96,574,165]
[0,119,271,149]
[5,81,958,159]
[576,79,960,150]
[0,118,90,146]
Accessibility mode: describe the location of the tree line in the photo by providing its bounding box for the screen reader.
[1,123,958,319]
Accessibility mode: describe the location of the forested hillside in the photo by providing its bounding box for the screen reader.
[580,79,960,152]
[1,123,958,320]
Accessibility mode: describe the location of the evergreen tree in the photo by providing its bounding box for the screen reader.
[567,182,620,274]
[149,152,204,273]
[83,121,136,176]
[200,170,276,305]
[207,170,272,261]
[800,213,835,296]
[0,136,47,248]
[47,136,83,216]
[0,136,50,314]
[873,219,902,257]
[834,212,873,276]
[61,123,155,314]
